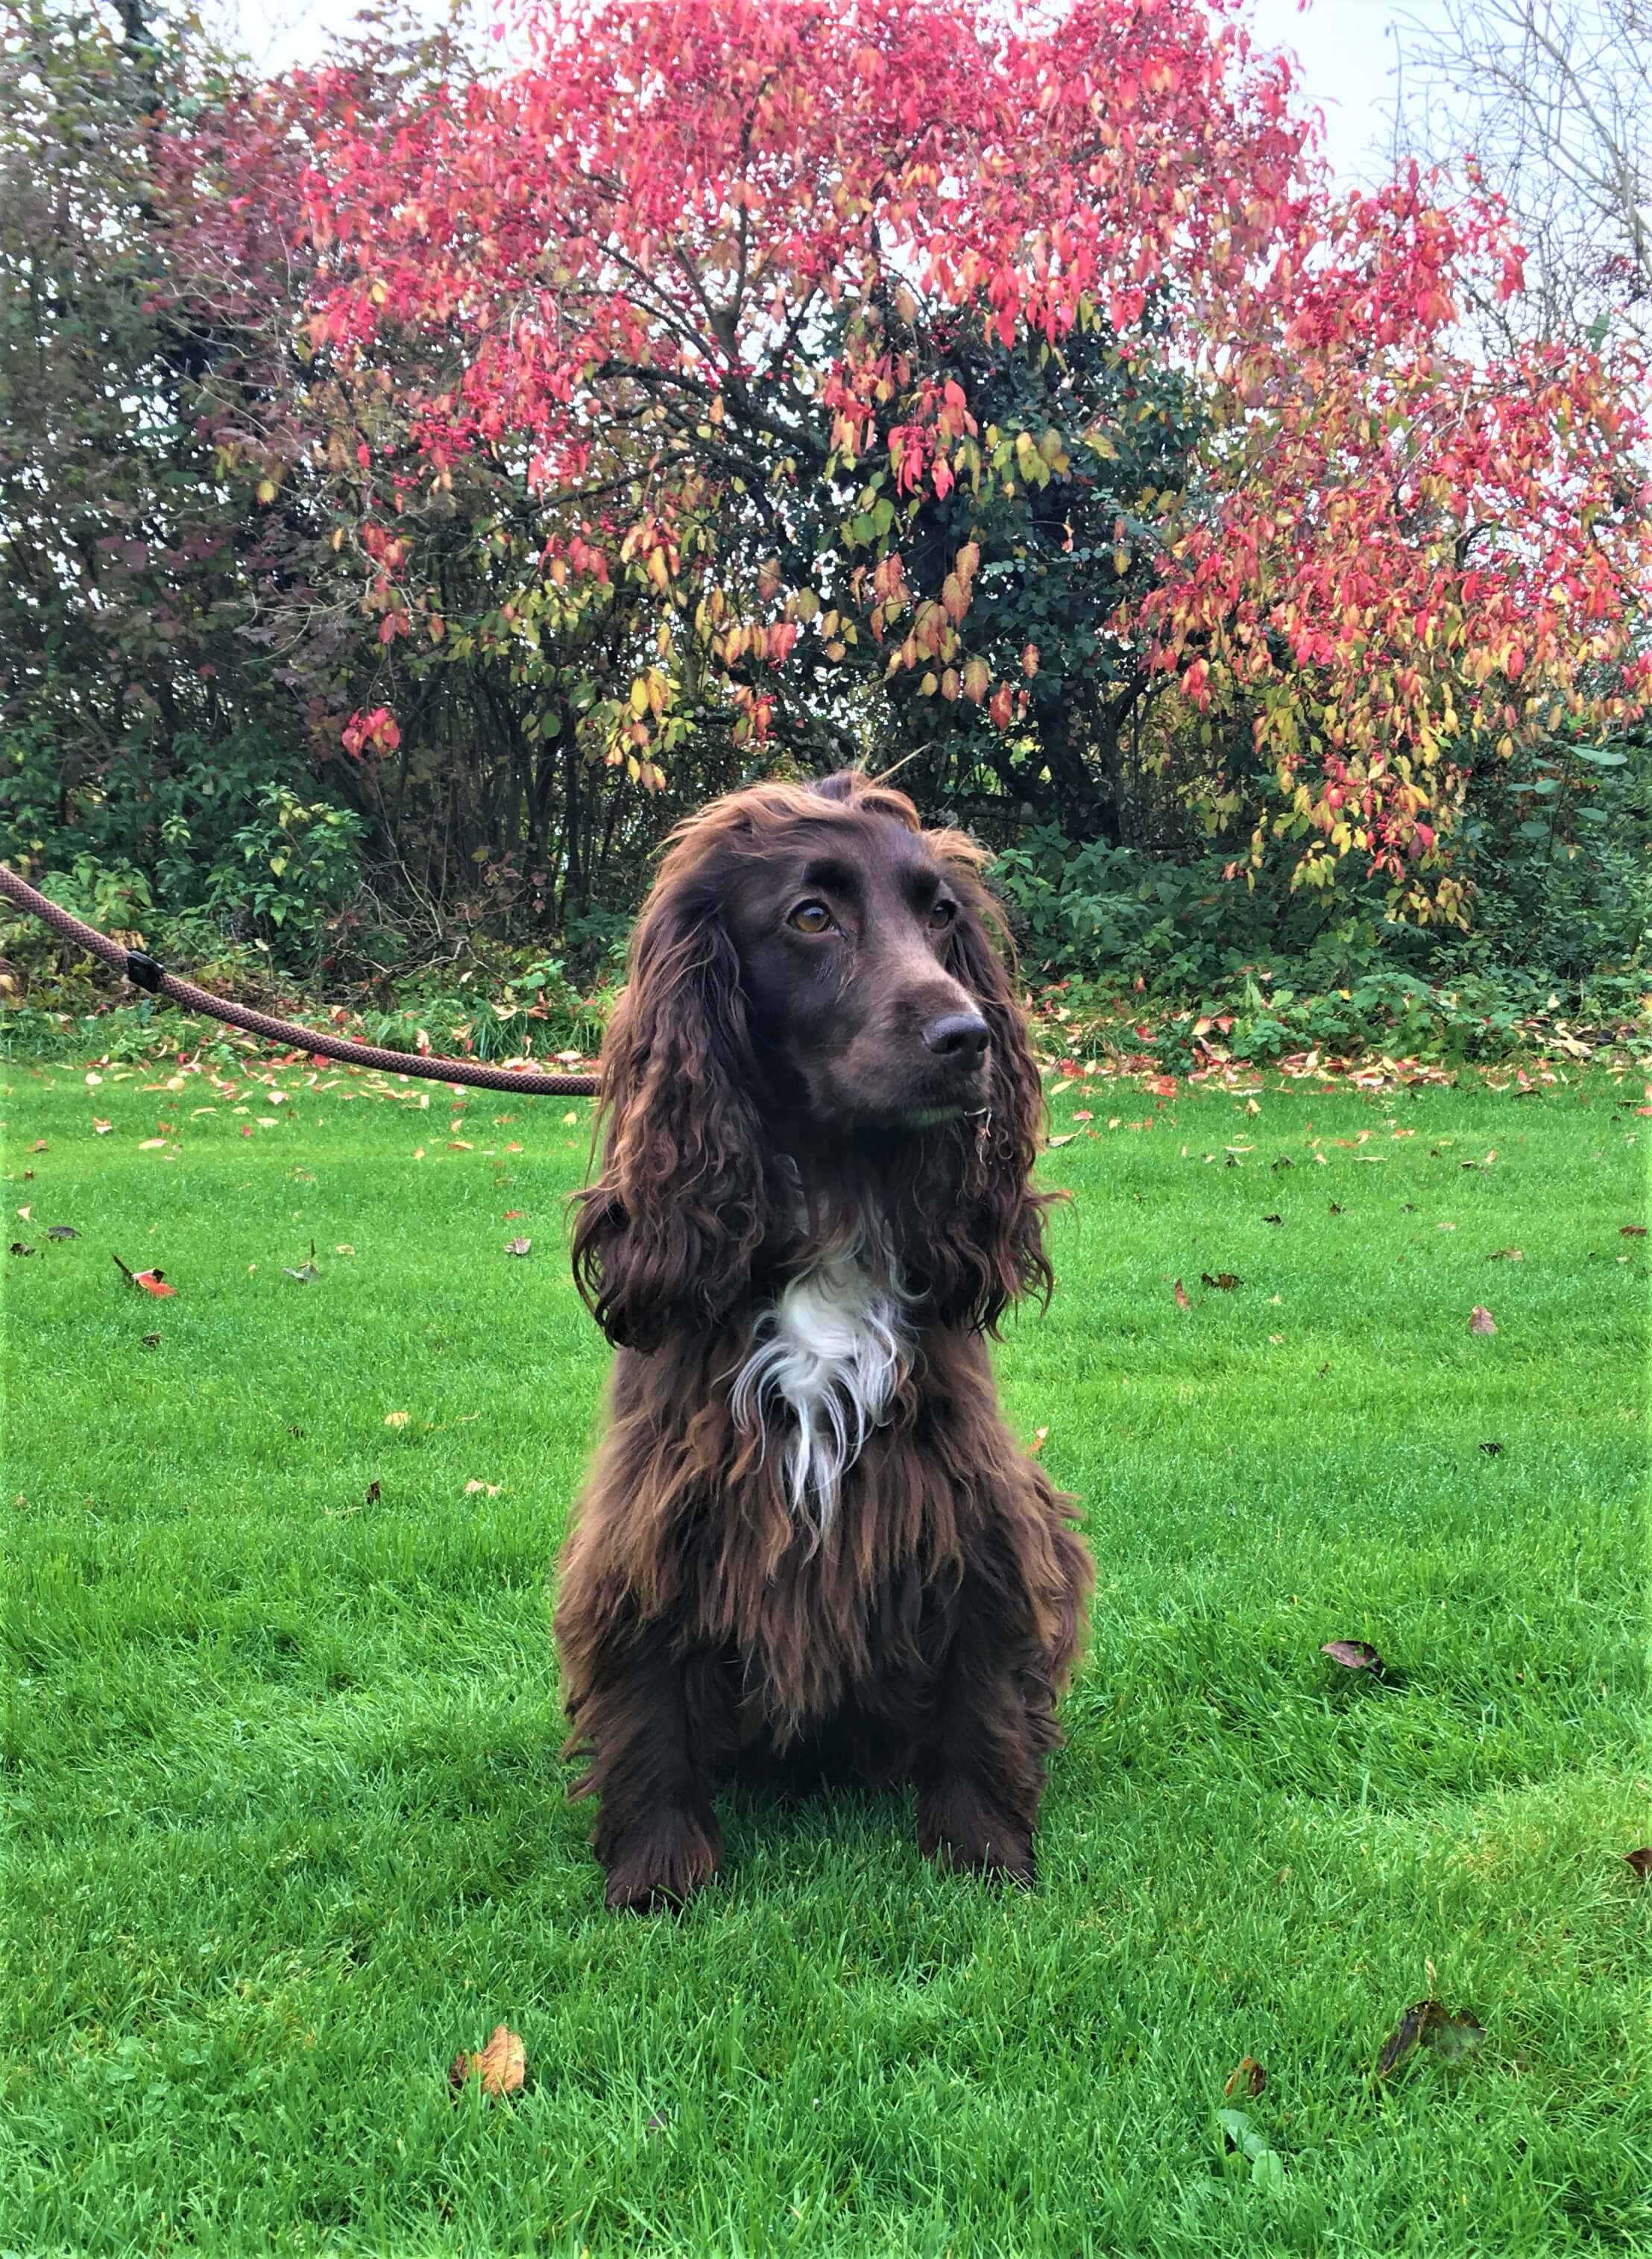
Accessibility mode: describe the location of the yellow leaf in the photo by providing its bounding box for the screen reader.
[450,2023,526,2101]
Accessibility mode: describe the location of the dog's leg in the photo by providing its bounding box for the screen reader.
[912,1582,1066,1887]
[566,1621,725,1912]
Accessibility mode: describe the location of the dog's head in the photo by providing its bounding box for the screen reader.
[572,770,1050,1346]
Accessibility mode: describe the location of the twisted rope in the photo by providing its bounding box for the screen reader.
[0,863,601,1097]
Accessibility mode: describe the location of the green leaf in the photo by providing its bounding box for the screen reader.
[1250,2149,1288,2196]
[1573,746,1627,766]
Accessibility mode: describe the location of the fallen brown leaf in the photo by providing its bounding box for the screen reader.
[1625,1847,1652,1881]
[1223,2056,1267,2099]
[505,1236,532,1256]
[1322,1639,1384,1672]
[1468,1305,1498,1335]
[1621,1225,1648,1238]
[1375,2001,1485,2081]
[1200,1271,1243,1291]
[1488,1247,1524,1261]
[449,2023,526,2102]
[1173,1278,1192,1309]
[1027,1426,1049,1458]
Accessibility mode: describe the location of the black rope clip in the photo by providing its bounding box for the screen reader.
[124,951,166,994]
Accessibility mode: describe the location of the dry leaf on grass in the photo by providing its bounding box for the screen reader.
[1375,2001,1485,2081]
[1489,1247,1524,1261]
[449,2023,526,2101]
[505,1236,532,1256]
[1321,1639,1384,1673]
[1173,1279,1192,1309]
[384,1411,411,1428]
[1027,1427,1049,1458]
[1468,1305,1498,1335]
[1625,1847,1652,1881]
[113,1254,175,1297]
[1200,1272,1242,1291]
[1223,2056,1267,2099]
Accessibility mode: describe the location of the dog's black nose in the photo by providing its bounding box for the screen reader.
[922,1010,990,1063]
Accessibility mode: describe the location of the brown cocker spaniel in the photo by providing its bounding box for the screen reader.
[557,769,1093,1909]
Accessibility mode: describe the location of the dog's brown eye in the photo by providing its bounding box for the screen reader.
[787,901,834,934]
[928,899,957,930]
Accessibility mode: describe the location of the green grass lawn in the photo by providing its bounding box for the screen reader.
[3,1047,1648,2258]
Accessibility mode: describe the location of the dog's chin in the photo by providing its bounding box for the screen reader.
[886,1102,974,1130]
[863,1083,990,1132]
[799,1067,989,1135]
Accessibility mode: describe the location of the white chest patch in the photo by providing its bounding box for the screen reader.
[730,1252,907,1524]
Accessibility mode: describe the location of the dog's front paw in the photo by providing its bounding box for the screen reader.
[601,1808,723,1913]
[918,1782,1036,1886]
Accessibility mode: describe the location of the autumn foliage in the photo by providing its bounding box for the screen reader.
[282,0,1650,918]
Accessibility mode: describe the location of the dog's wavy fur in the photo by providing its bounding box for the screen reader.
[556,772,1093,1909]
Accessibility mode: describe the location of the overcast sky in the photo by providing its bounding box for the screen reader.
[224,0,1459,187]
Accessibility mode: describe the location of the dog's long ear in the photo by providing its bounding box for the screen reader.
[918,874,1053,1330]
[571,873,769,1350]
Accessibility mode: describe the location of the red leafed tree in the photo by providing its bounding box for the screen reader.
[290,0,1650,919]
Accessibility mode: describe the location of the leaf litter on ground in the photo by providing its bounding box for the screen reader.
[1375,2001,1486,2082]
[1322,1639,1384,1673]
[449,2024,526,2102]
[112,1254,175,1297]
